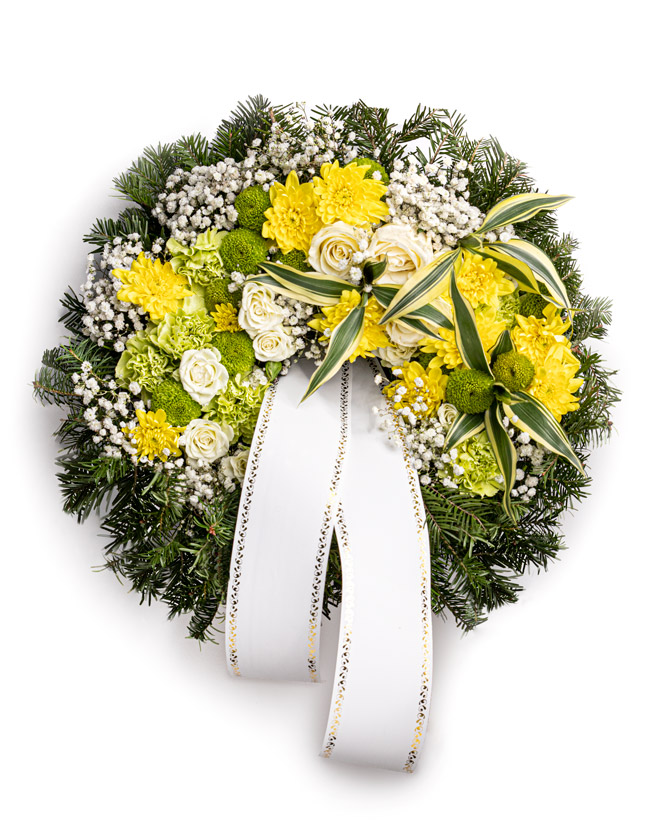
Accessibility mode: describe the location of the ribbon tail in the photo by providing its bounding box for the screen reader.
[321,359,433,772]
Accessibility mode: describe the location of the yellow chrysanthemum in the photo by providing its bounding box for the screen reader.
[384,362,448,419]
[420,305,506,370]
[211,302,241,333]
[447,252,515,308]
[512,304,574,366]
[262,170,322,253]
[310,289,390,361]
[313,161,389,227]
[124,409,183,461]
[526,344,584,421]
[114,253,193,322]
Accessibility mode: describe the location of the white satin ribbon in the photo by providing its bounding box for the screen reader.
[225,359,432,772]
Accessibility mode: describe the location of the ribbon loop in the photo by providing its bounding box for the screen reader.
[225,359,432,771]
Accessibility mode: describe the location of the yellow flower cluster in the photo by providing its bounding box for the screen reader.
[512,305,582,420]
[262,162,388,254]
[211,302,241,332]
[419,305,505,370]
[453,252,514,308]
[310,289,390,361]
[114,253,193,321]
[124,409,183,461]
[384,362,448,419]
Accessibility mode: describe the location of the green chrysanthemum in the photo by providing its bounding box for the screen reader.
[115,330,172,393]
[204,278,240,312]
[492,350,535,392]
[151,379,202,427]
[445,368,495,414]
[219,229,268,275]
[354,156,389,184]
[210,330,256,377]
[519,292,548,319]
[275,248,311,271]
[235,185,271,234]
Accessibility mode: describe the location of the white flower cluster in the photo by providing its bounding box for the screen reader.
[508,426,548,501]
[81,235,162,351]
[153,106,357,246]
[73,361,142,460]
[385,156,483,253]
[153,159,247,244]
[177,447,249,507]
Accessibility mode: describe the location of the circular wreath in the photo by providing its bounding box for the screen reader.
[35,97,618,640]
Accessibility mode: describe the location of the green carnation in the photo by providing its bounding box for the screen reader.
[149,309,215,358]
[219,229,268,275]
[495,292,521,328]
[235,185,271,234]
[440,432,502,497]
[210,330,255,378]
[205,376,269,442]
[275,248,311,271]
[445,368,495,414]
[492,350,535,392]
[204,278,241,312]
[151,379,202,427]
[115,330,172,393]
[519,293,548,319]
[166,229,227,286]
[354,156,389,184]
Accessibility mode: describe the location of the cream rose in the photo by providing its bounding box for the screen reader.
[308,221,364,278]
[252,327,296,362]
[180,418,234,463]
[179,347,229,407]
[437,402,459,431]
[238,283,284,337]
[367,222,434,286]
[221,448,250,483]
[376,343,416,367]
[386,319,423,349]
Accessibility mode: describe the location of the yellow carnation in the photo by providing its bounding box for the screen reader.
[310,289,390,361]
[384,362,448,419]
[313,161,389,227]
[262,170,322,253]
[211,302,241,333]
[124,409,183,461]
[114,253,193,322]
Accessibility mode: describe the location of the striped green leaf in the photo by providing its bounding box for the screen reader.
[444,412,485,451]
[301,302,366,402]
[463,242,539,293]
[487,239,570,309]
[254,261,350,306]
[490,329,513,361]
[379,249,460,324]
[373,285,453,330]
[503,390,585,474]
[449,270,491,374]
[484,403,517,524]
[398,316,444,341]
[475,193,573,235]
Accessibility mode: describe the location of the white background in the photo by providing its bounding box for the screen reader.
[2,2,663,829]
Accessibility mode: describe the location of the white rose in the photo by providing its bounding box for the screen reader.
[179,347,229,407]
[367,223,434,286]
[252,327,297,362]
[180,418,234,463]
[376,343,416,367]
[308,221,363,278]
[238,283,284,337]
[221,448,250,483]
[437,402,459,431]
[386,319,423,349]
